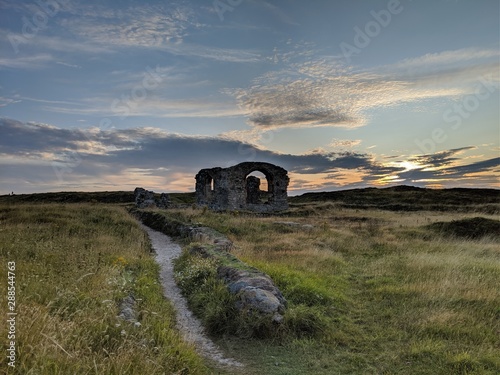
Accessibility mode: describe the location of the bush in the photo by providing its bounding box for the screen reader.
[427,217,500,239]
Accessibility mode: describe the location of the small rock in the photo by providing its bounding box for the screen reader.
[236,286,282,314]
[118,295,137,322]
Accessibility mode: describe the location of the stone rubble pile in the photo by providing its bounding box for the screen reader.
[134,187,170,209]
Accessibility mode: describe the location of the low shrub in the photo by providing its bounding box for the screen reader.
[427,217,500,239]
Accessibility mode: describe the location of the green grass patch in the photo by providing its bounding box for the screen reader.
[163,205,500,374]
[2,194,500,374]
[0,204,208,374]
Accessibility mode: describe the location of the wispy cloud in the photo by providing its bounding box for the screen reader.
[159,43,262,63]
[40,96,245,118]
[329,139,362,148]
[55,61,82,69]
[0,97,21,107]
[0,30,114,55]
[59,3,195,47]
[54,2,262,62]
[0,54,53,69]
[230,47,499,129]
[388,48,500,71]
[16,96,85,106]
[409,146,477,169]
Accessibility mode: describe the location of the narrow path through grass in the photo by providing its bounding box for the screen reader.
[0,204,210,374]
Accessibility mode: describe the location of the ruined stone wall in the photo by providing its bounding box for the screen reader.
[134,187,170,209]
[195,162,289,212]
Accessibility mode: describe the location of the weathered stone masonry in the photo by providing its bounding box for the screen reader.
[195,162,289,212]
[134,187,170,209]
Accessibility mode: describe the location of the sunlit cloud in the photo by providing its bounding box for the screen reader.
[230,47,498,129]
[41,97,245,118]
[3,119,497,194]
[329,139,362,148]
[59,3,195,47]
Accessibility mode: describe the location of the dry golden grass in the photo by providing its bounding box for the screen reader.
[1,200,498,374]
[0,204,208,374]
[165,204,500,374]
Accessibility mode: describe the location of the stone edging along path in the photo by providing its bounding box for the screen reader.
[140,223,243,368]
[131,209,287,321]
[130,209,288,366]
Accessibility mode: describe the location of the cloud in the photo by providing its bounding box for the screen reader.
[159,43,262,63]
[445,157,500,176]
[50,2,260,62]
[230,48,499,129]
[388,48,500,72]
[0,118,398,189]
[0,54,54,69]
[0,31,114,55]
[0,97,21,107]
[12,96,85,107]
[60,3,194,47]
[40,96,245,119]
[55,61,82,68]
[398,157,500,185]
[409,146,477,168]
[0,118,88,156]
[1,1,261,63]
[1,119,498,194]
[330,139,362,148]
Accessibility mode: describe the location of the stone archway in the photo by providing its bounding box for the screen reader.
[245,170,270,204]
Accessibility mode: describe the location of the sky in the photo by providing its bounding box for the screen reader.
[0,0,499,195]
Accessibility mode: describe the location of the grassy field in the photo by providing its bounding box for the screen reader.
[0,203,208,374]
[0,191,499,374]
[167,203,500,375]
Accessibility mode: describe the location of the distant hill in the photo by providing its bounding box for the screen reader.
[290,185,500,213]
[1,186,498,213]
[0,191,196,205]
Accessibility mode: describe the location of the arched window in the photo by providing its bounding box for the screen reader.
[245,170,271,204]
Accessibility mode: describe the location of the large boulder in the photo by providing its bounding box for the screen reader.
[218,266,287,323]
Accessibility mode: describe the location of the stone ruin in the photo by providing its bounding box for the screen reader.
[134,187,170,209]
[195,162,289,213]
